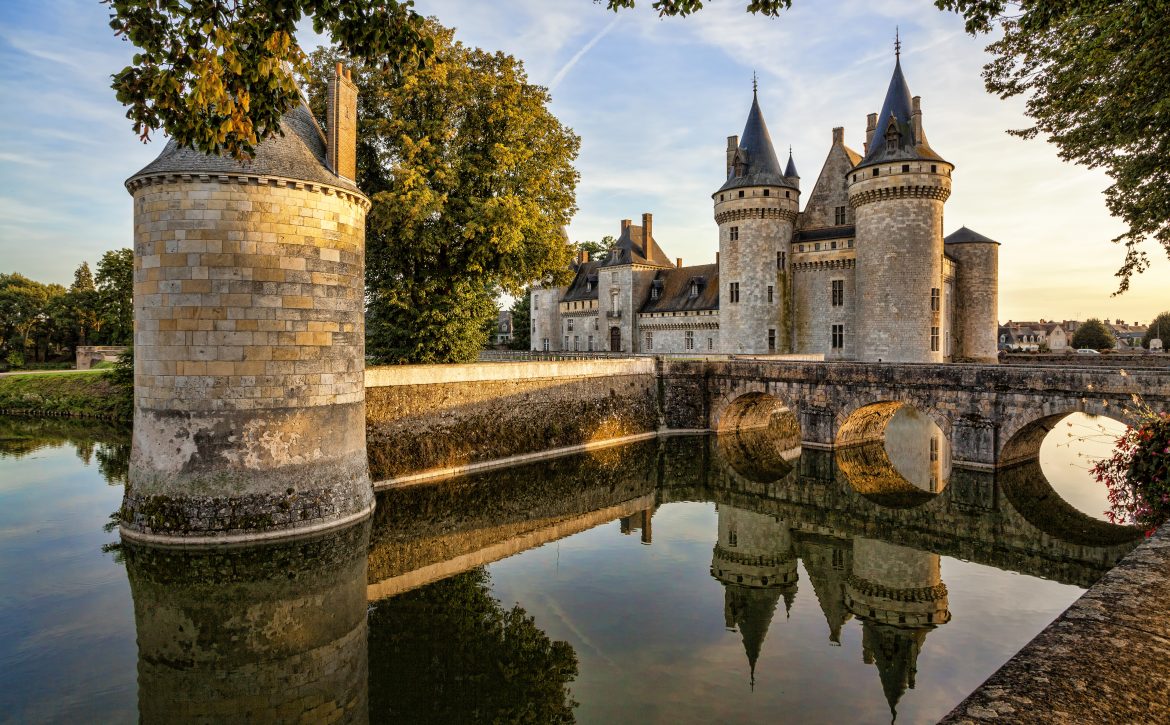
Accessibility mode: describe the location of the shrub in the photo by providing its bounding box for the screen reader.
[1093,410,1170,536]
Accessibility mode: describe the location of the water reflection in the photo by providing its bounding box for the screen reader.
[124,522,370,724]
[837,406,951,508]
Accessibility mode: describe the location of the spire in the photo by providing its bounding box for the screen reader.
[895,26,901,60]
[784,145,799,178]
[752,70,758,96]
[724,585,783,690]
[855,38,947,169]
[718,87,792,193]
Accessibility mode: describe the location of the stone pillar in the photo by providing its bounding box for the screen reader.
[122,168,373,543]
[125,521,370,723]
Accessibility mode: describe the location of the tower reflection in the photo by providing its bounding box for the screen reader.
[123,522,370,724]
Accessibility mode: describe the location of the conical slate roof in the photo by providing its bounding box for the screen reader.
[784,147,799,178]
[127,101,360,193]
[719,91,795,193]
[856,57,946,170]
[724,585,783,688]
[944,226,999,245]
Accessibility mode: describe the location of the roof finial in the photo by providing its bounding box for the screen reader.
[752,71,758,96]
[895,26,901,60]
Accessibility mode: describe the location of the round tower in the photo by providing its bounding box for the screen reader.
[121,67,374,543]
[945,227,1000,363]
[715,88,799,355]
[848,54,953,363]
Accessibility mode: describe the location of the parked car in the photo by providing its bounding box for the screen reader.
[1075,348,1101,354]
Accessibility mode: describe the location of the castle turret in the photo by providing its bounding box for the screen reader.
[715,87,799,354]
[122,65,373,542]
[848,51,953,363]
[945,226,1000,363]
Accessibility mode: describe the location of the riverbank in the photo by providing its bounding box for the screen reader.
[0,370,131,420]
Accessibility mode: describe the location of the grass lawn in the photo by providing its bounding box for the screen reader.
[0,370,131,420]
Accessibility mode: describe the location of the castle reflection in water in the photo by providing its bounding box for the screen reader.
[113,409,1140,723]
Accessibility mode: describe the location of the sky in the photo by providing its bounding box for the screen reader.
[1,0,1165,323]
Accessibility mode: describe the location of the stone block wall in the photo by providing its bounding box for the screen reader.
[637,310,720,354]
[365,359,659,480]
[124,175,372,540]
[791,254,856,359]
[948,240,999,363]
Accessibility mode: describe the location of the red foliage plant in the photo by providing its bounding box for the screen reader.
[1092,411,1170,536]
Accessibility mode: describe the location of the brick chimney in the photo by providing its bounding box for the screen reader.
[621,218,632,236]
[676,257,683,269]
[912,96,923,143]
[641,212,653,255]
[864,112,877,154]
[327,63,358,182]
[726,135,739,176]
[832,127,844,146]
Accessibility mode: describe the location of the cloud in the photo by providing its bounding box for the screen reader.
[549,14,622,92]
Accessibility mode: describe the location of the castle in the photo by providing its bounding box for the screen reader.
[532,50,999,364]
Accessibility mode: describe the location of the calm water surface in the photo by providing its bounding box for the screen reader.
[0,413,1141,724]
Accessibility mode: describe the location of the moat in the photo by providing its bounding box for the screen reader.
[0,412,1140,723]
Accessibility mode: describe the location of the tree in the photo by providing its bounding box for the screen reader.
[1070,318,1115,350]
[302,22,579,364]
[1142,311,1170,350]
[0,274,56,367]
[96,249,134,345]
[67,262,101,348]
[367,568,578,722]
[105,0,431,159]
[575,235,614,262]
[508,293,531,350]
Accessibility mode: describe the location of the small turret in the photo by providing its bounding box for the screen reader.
[784,146,799,181]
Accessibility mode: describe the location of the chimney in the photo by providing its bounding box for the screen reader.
[912,96,923,143]
[864,112,877,154]
[716,251,720,265]
[726,135,739,176]
[676,257,683,269]
[327,62,358,182]
[641,213,653,254]
[621,218,632,235]
[832,127,844,146]
[578,250,588,264]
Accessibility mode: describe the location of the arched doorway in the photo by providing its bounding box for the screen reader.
[609,326,621,352]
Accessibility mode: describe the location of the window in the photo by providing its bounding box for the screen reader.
[814,243,821,251]
[650,286,659,301]
[573,336,579,351]
[533,295,538,309]
[798,245,804,252]
[853,173,858,182]
[831,324,844,349]
[585,280,592,292]
[767,285,774,303]
[567,318,574,332]
[902,164,910,173]
[708,337,714,351]
[729,282,740,303]
[645,332,653,351]
[689,282,699,298]
[563,335,568,349]
[785,190,790,198]
[832,548,844,570]
[834,206,846,225]
[728,529,738,547]
[763,188,770,197]
[930,436,939,462]
[729,226,739,241]
[720,194,724,201]
[931,164,938,173]
[610,290,618,310]
[831,241,837,250]
[831,279,844,307]
[594,318,598,331]
[872,168,879,177]
[738,190,745,198]
[543,338,550,351]
[777,251,785,270]
[588,335,593,351]
[848,239,854,248]
[685,330,694,350]
[931,287,940,312]
[768,329,776,351]
[931,326,940,351]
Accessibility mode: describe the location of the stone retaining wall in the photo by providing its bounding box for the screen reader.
[364,359,659,480]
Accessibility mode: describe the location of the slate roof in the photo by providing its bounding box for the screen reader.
[599,223,674,268]
[944,226,999,245]
[719,92,796,193]
[127,101,360,192]
[561,260,603,303]
[784,148,799,178]
[855,57,947,170]
[640,263,720,314]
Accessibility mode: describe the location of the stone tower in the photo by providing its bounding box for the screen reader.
[848,52,953,363]
[122,65,374,543]
[715,88,799,354]
[945,226,1000,362]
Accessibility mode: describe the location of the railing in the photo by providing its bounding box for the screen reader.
[605,310,623,319]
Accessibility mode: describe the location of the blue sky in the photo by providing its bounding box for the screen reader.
[1,0,1164,322]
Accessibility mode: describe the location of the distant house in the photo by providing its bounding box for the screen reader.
[495,310,513,346]
[1044,323,1068,351]
[1107,319,1147,348]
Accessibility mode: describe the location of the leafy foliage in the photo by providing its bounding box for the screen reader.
[1093,411,1170,536]
[575,236,615,262]
[1142,311,1170,349]
[105,0,431,159]
[603,0,792,16]
[302,22,579,364]
[1070,318,1115,350]
[367,567,578,722]
[96,249,134,345]
[508,292,531,350]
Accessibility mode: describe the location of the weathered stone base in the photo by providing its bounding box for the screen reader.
[124,403,373,541]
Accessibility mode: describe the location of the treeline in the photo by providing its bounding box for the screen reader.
[0,249,132,369]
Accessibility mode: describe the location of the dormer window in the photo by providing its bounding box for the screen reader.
[689,282,698,298]
[885,120,901,152]
[650,286,659,301]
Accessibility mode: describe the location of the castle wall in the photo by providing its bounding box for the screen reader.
[947,242,999,363]
[530,285,564,351]
[124,175,372,541]
[791,252,857,359]
[637,311,720,354]
[715,186,798,354]
[799,130,857,229]
[849,165,951,363]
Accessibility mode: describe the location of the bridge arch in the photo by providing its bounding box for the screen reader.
[998,402,1139,466]
[835,400,950,448]
[709,382,800,435]
[835,401,951,509]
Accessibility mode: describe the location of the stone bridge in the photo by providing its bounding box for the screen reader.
[659,359,1170,470]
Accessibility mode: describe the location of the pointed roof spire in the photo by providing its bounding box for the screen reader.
[752,70,758,96]
[784,145,799,178]
[855,36,948,170]
[718,84,794,193]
